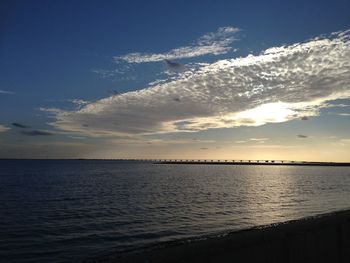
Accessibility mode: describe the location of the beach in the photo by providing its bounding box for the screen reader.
[91,210,350,263]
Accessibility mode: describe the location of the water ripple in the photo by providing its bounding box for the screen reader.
[1,160,350,262]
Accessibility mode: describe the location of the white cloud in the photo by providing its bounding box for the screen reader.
[43,29,350,137]
[249,138,269,141]
[234,138,269,144]
[147,78,169,86]
[68,99,90,108]
[115,26,240,63]
[0,125,10,132]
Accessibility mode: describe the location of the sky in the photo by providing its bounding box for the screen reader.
[1,0,350,161]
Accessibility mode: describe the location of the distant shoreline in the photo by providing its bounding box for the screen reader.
[156,160,350,167]
[88,209,350,263]
[1,159,350,167]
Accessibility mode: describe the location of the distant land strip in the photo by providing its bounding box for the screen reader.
[0,159,350,166]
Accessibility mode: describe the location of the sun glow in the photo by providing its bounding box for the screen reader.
[231,102,296,126]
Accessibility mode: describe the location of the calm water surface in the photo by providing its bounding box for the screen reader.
[1,160,350,262]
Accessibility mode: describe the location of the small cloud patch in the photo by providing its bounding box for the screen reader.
[297,134,308,138]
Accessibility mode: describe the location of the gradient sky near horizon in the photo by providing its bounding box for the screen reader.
[1,0,350,161]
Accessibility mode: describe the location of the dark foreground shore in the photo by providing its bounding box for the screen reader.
[88,210,350,263]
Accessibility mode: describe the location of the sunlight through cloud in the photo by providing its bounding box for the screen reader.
[43,29,350,137]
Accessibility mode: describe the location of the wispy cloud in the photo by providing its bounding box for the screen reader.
[110,137,214,146]
[43,29,350,137]
[0,125,10,132]
[335,113,350,116]
[324,102,350,108]
[68,99,90,109]
[20,130,54,136]
[68,136,86,140]
[235,138,269,144]
[248,138,269,141]
[115,26,240,63]
[12,122,30,129]
[297,134,308,138]
[92,67,136,81]
[240,144,300,149]
[0,89,14,95]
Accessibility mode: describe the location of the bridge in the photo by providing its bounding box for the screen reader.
[119,159,350,167]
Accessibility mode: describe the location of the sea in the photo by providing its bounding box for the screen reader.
[1,160,350,262]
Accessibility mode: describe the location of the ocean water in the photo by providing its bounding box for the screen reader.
[1,160,350,262]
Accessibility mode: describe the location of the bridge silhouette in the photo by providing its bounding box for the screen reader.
[120,159,350,167]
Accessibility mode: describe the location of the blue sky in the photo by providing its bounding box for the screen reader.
[1,0,350,160]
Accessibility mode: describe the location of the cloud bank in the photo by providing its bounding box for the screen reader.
[115,27,240,63]
[43,30,350,137]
